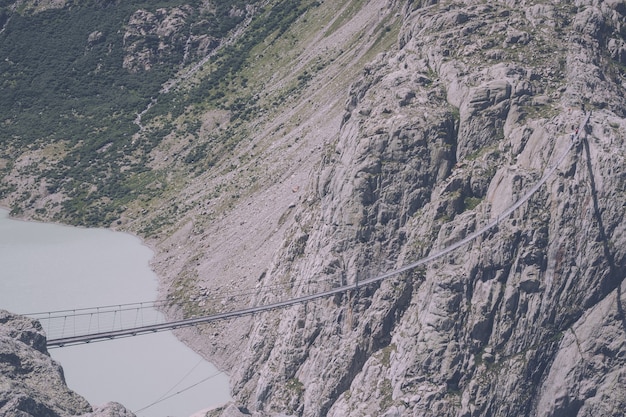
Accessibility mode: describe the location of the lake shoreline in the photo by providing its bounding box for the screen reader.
[0,207,231,416]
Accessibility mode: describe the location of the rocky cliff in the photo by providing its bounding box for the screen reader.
[0,310,135,417]
[1,0,625,417]
[180,1,626,416]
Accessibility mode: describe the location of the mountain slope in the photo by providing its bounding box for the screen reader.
[184,1,626,416]
[1,1,625,417]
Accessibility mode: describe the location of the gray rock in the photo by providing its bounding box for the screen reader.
[0,310,135,417]
[0,310,91,417]
[9,1,615,417]
[80,402,136,417]
[205,1,626,417]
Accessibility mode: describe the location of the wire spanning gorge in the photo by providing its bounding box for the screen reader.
[33,114,590,348]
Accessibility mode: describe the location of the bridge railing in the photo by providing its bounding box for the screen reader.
[27,302,165,341]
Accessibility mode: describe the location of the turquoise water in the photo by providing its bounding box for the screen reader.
[0,208,230,416]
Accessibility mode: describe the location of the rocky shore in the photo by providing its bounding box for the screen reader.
[0,310,135,417]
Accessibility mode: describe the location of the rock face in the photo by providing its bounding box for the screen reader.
[123,6,199,73]
[1,1,625,417]
[186,1,626,416]
[121,3,257,73]
[0,310,135,417]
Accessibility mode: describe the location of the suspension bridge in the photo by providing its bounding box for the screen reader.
[31,115,590,348]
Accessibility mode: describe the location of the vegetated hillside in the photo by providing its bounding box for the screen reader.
[1,1,626,417]
[0,0,317,226]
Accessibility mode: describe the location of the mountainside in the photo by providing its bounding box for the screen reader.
[1,1,626,417]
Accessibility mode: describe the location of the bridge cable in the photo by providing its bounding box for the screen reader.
[133,369,225,414]
[133,357,205,414]
[45,114,590,348]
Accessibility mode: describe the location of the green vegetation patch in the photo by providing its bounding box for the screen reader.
[147,0,321,123]
[464,196,483,211]
[0,0,320,226]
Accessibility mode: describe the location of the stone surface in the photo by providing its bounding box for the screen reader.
[186,1,626,416]
[0,310,135,417]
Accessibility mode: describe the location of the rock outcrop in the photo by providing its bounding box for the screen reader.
[182,1,625,416]
[0,310,135,417]
[122,6,209,73]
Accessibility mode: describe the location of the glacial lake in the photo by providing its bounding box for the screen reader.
[0,208,230,417]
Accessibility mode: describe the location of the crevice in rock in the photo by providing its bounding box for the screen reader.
[581,134,624,309]
[322,276,415,416]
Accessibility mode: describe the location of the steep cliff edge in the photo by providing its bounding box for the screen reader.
[186,1,626,416]
[0,310,135,417]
